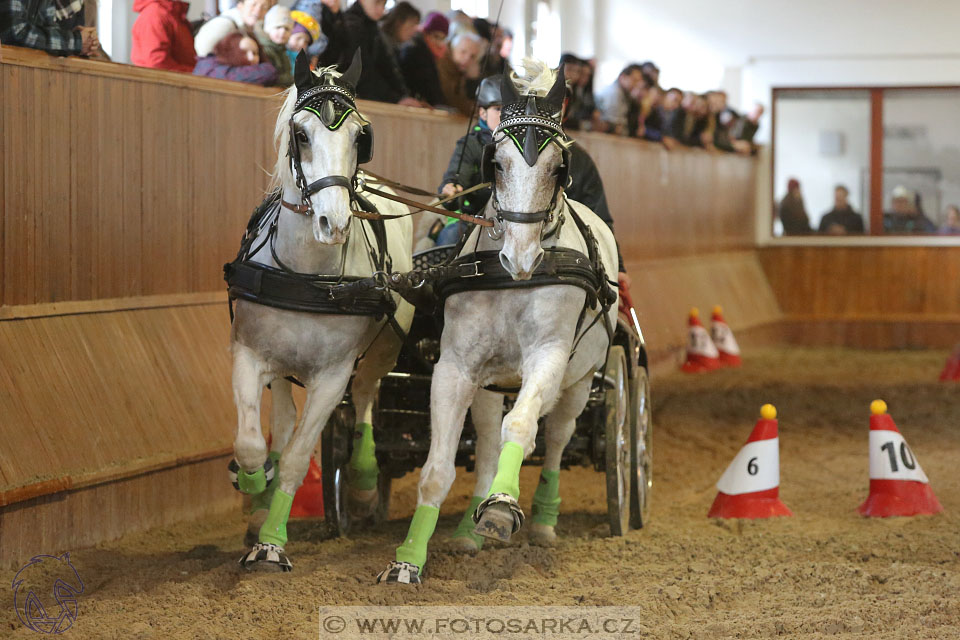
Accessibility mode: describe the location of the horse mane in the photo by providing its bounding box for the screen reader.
[510,58,557,97]
[268,66,343,193]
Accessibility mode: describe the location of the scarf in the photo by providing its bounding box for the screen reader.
[54,0,84,21]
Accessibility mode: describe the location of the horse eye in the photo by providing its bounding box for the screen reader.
[296,130,309,144]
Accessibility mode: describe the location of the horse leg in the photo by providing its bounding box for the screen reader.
[474,346,567,543]
[240,364,353,572]
[378,358,476,584]
[346,323,404,520]
[245,377,297,546]
[530,371,593,546]
[450,389,503,552]
[230,344,273,495]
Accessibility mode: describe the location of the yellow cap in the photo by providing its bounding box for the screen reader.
[870,399,887,415]
[713,305,723,315]
[689,307,699,318]
[760,404,777,420]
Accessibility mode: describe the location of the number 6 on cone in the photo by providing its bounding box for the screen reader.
[708,404,792,519]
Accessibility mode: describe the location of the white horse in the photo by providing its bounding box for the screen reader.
[227,52,413,571]
[379,61,619,585]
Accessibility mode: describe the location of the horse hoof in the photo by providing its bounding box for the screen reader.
[473,493,524,543]
[447,535,481,553]
[347,486,379,520]
[376,561,422,585]
[528,522,558,547]
[239,543,292,572]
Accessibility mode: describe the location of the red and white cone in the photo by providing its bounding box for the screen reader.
[939,344,960,382]
[290,456,325,518]
[710,305,742,368]
[857,400,942,517]
[708,404,793,519]
[681,307,720,373]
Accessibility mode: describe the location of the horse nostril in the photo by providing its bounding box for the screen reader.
[318,216,331,235]
[531,250,544,272]
[499,252,515,274]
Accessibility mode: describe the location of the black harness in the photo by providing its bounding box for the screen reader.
[223,71,401,334]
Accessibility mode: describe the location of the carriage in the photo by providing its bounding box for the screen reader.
[318,243,653,539]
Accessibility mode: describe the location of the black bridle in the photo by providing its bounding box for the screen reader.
[484,97,571,227]
[283,81,373,217]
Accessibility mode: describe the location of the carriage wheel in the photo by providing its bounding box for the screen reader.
[321,407,353,535]
[604,346,630,536]
[629,365,653,530]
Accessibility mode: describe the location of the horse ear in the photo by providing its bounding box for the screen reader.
[340,48,363,90]
[500,74,520,106]
[294,51,313,91]
[544,65,566,108]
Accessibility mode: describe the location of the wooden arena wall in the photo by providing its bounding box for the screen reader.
[0,44,757,567]
[759,246,960,349]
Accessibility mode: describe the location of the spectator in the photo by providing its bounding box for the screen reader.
[339,0,419,105]
[194,0,271,57]
[818,185,864,235]
[640,61,659,88]
[676,92,709,147]
[779,178,812,235]
[883,186,936,234]
[561,54,599,132]
[595,64,645,135]
[291,0,339,63]
[288,9,321,69]
[194,31,277,85]
[657,87,683,149]
[939,205,960,236]
[499,28,513,60]
[0,0,99,57]
[637,84,663,141]
[399,11,449,107]
[733,103,764,145]
[379,1,420,57]
[258,4,293,86]
[436,30,483,116]
[130,0,196,72]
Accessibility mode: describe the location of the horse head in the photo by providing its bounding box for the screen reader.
[279,50,372,245]
[485,61,570,280]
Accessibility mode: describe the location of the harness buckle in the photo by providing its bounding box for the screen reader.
[372,271,390,290]
[463,260,483,278]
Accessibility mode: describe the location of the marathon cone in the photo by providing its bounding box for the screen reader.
[939,343,960,382]
[857,400,942,517]
[681,307,721,373]
[710,305,742,368]
[290,456,325,518]
[708,404,792,519]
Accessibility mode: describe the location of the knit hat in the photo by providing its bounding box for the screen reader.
[420,12,449,36]
[264,5,293,32]
[290,10,321,44]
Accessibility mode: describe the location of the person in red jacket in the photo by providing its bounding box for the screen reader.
[131,0,196,72]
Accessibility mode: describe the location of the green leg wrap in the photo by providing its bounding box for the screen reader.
[487,442,525,499]
[348,423,379,491]
[249,451,282,514]
[259,489,294,546]
[532,470,561,527]
[395,505,440,569]
[451,496,485,548]
[238,464,268,495]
